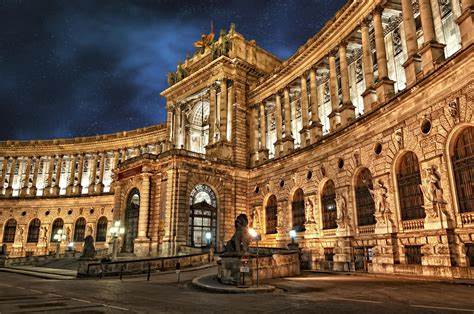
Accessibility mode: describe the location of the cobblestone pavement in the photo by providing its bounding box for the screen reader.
[0,267,473,313]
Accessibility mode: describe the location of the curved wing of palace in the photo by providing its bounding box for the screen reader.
[1,0,473,277]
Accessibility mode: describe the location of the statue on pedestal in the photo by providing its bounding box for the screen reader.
[305,197,316,224]
[81,235,96,259]
[336,193,351,230]
[419,166,448,219]
[223,214,251,256]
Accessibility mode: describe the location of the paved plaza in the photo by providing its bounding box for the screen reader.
[0,267,473,313]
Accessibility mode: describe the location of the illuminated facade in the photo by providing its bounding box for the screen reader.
[1,0,473,278]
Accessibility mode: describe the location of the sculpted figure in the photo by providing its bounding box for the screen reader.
[17,227,24,243]
[81,235,96,259]
[86,225,94,237]
[336,193,351,228]
[369,180,389,214]
[65,226,71,242]
[420,166,445,205]
[305,197,315,223]
[251,207,261,230]
[40,226,48,243]
[223,214,252,256]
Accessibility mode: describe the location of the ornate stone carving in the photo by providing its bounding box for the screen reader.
[393,128,404,150]
[305,196,316,224]
[369,180,393,225]
[419,165,447,219]
[223,214,251,256]
[336,192,351,230]
[448,98,459,120]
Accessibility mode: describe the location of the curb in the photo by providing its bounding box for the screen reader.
[192,274,275,294]
[0,267,76,280]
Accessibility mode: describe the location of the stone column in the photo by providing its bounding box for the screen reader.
[173,107,180,148]
[338,43,356,125]
[360,20,377,110]
[45,156,55,196]
[209,87,217,144]
[299,74,310,147]
[135,173,151,256]
[309,68,323,142]
[95,152,106,193]
[166,101,174,147]
[258,102,269,161]
[328,54,340,131]
[20,158,32,197]
[113,150,119,169]
[52,155,63,196]
[88,154,98,194]
[0,158,8,196]
[250,105,259,165]
[66,155,76,195]
[227,81,234,141]
[219,78,228,141]
[418,0,446,75]
[274,93,283,157]
[401,0,422,87]
[120,148,126,162]
[373,6,395,103]
[75,154,84,195]
[5,157,17,197]
[282,88,294,154]
[29,156,40,197]
[457,0,474,48]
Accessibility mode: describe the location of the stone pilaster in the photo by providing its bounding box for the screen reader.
[333,237,353,272]
[74,154,84,195]
[5,157,16,197]
[0,158,8,196]
[299,73,310,147]
[66,155,76,195]
[282,88,294,154]
[250,105,259,166]
[219,78,228,141]
[88,154,98,194]
[44,156,55,196]
[20,158,32,197]
[360,20,377,110]
[274,93,283,157]
[227,81,234,140]
[457,0,474,48]
[338,43,356,125]
[328,54,340,131]
[51,155,63,196]
[373,6,395,104]
[418,0,446,75]
[95,152,105,193]
[134,173,151,256]
[29,157,40,197]
[401,0,422,87]
[258,102,269,162]
[309,68,323,142]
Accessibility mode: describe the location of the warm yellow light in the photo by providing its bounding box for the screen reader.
[248,228,258,238]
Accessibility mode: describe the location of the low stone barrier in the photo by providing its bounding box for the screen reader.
[78,252,210,277]
[370,263,474,280]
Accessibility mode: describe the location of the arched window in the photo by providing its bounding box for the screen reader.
[397,152,425,220]
[73,217,86,242]
[3,219,17,243]
[123,188,140,253]
[50,218,64,242]
[452,127,474,213]
[27,218,41,243]
[96,217,108,242]
[189,184,217,247]
[322,180,337,229]
[292,189,305,232]
[355,168,376,226]
[266,195,278,234]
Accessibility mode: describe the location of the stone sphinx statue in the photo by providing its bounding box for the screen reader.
[81,235,96,259]
[223,214,252,256]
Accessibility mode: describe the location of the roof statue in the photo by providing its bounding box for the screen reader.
[194,21,215,54]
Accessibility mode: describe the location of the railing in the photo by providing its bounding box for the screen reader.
[83,252,210,277]
[402,219,425,231]
[358,224,375,235]
[322,229,337,237]
[461,212,474,225]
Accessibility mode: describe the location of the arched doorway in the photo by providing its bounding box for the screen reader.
[265,195,278,234]
[122,188,140,253]
[189,184,217,248]
[50,218,64,242]
[355,168,376,226]
[3,219,17,243]
[452,127,474,213]
[322,180,337,229]
[397,151,425,220]
[27,218,41,243]
[292,189,305,232]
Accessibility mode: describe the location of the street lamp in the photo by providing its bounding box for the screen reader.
[205,231,213,262]
[53,229,66,258]
[205,231,212,247]
[109,221,125,260]
[248,228,261,287]
[289,229,297,243]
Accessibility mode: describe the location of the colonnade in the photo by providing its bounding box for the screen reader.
[251,0,471,164]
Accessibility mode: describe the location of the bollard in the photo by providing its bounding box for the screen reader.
[120,264,124,281]
[176,261,181,283]
[147,263,151,281]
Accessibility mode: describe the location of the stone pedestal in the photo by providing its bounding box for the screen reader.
[299,127,311,148]
[309,122,323,143]
[205,140,233,162]
[281,137,294,155]
[66,186,74,195]
[5,187,13,198]
[51,186,60,196]
[374,211,396,234]
[419,41,446,75]
[423,204,453,230]
[328,111,340,131]
[218,256,248,285]
[371,236,398,274]
[133,237,151,257]
[95,183,104,194]
[338,102,356,125]
[303,223,319,239]
[403,54,422,87]
[28,187,37,197]
[333,237,353,271]
[374,78,395,104]
[273,140,283,158]
[258,148,269,163]
[457,5,474,47]
[73,185,82,195]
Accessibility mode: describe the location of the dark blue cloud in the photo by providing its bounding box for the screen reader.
[0,0,347,140]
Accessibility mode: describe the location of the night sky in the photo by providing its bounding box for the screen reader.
[0,0,347,141]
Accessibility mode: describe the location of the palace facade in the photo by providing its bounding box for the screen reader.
[1,0,473,278]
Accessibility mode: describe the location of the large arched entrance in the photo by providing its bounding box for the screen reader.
[122,188,140,253]
[452,126,474,213]
[188,184,217,248]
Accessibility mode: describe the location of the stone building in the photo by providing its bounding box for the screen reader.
[1,0,473,278]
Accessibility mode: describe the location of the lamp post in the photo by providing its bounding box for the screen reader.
[53,229,66,258]
[288,229,298,250]
[248,228,261,287]
[205,231,212,262]
[109,221,125,260]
